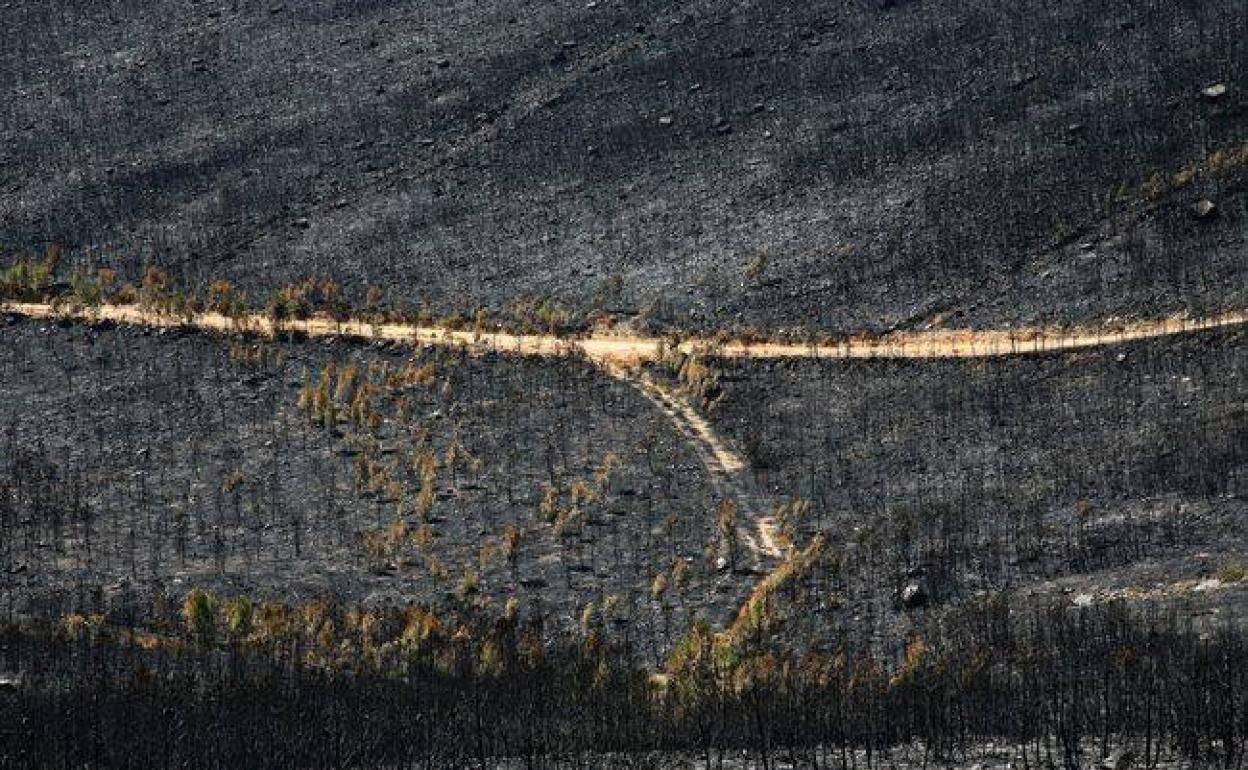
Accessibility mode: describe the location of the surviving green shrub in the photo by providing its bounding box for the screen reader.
[226,596,254,640]
[0,247,60,301]
[182,587,218,642]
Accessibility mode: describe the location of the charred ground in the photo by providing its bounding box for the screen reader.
[0,315,772,661]
[679,326,1248,643]
[2,0,1248,767]
[1,0,1245,332]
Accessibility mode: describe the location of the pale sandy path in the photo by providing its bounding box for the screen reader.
[699,311,1248,360]
[607,365,783,571]
[4,302,1245,365]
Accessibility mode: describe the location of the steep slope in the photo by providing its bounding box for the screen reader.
[1,0,1244,332]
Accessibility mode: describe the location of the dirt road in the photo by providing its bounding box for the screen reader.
[5,302,1244,365]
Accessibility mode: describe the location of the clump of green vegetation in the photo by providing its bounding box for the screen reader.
[225,596,254,640]
[0,246,61,301]
[265,285,311,326]
[1217,562,1246,584]
[510,295,582,336]
[458,570,480,598]
[182,587,218,642]
[207,279,248,319]
[67,264,105,308]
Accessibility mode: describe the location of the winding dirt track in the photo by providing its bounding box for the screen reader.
[608,365,783,572]
[5,300,1246,567]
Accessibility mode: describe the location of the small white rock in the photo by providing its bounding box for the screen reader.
[1201,83,1228,100]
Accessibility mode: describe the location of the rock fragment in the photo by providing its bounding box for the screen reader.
[1191,199,1218,219]
[900,582,926,608]
[1201,83,1228,101]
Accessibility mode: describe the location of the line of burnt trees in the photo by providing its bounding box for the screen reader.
[1,598,1245,770]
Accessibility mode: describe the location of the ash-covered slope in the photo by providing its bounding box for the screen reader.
[1,0,1245,331]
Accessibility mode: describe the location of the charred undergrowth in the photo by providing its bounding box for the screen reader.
[1,599,1245,770]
